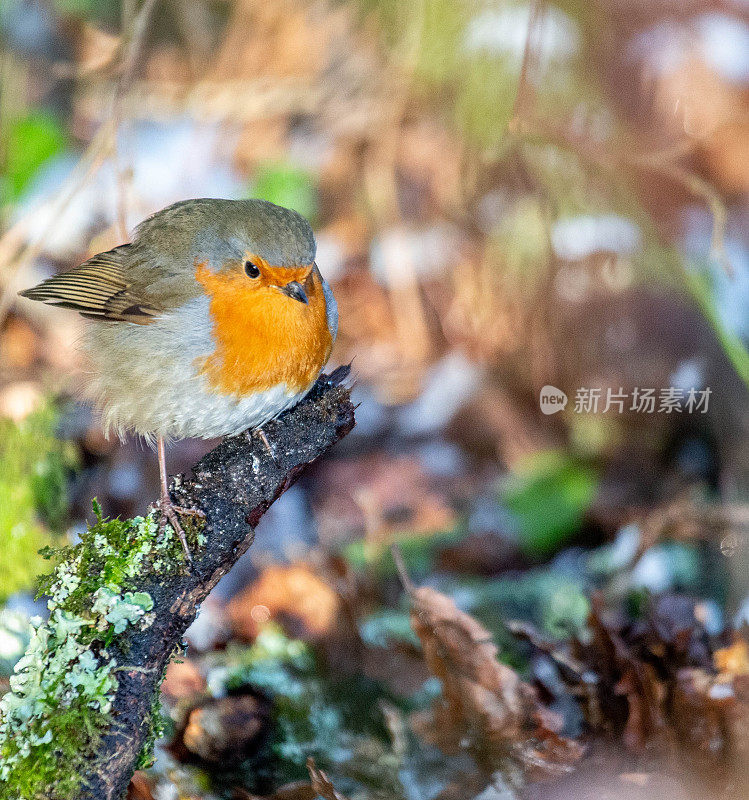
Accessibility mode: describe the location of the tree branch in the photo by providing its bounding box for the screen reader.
[83,369,355,799]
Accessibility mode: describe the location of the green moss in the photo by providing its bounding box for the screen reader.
[0,502,201,799]
[136,672,167,772]
[0,401,77,603]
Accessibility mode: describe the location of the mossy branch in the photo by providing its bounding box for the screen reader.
[0,370,355,800]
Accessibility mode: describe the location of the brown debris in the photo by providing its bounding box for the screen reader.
[160,658,206,704]
[568,599,749,764]
[126,772,155,800]
[306,758,352,800]
[172,691,272,765]
[409,586,584,776]
[227,563,341,642]
[586,604,668,750]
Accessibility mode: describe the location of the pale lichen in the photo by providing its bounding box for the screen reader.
[0,501,199,800]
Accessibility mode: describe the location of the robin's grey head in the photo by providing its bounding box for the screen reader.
[234,199,316,268]
[193,199,316,270]
[135,198,316,272]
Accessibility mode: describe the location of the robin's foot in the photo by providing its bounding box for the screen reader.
[153,495,205,566]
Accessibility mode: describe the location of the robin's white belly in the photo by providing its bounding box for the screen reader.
[82,296,316,441]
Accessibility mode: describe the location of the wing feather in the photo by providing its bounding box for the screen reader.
[19,245,161,324]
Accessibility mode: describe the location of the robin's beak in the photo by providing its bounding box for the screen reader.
[280,280,308,305]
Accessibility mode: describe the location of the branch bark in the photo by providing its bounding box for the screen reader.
[84,369,355,800]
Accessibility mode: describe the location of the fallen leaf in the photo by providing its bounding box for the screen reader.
[126,772,155,800]
[410,586,584,775]
[583,602,667,750]
[569,600,749,764]
[306,758,351,800]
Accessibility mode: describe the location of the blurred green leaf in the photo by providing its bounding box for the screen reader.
[500,449,598,557]
[682,262,749,389]
[253,162,319,223]
[1,111,66,204]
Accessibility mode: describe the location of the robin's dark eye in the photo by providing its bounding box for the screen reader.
[244,261,260,279]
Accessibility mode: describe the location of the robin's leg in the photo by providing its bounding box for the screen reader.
[255,427,277,462]
[154,436,204,565]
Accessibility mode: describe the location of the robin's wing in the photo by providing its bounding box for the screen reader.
[19,246,163,324]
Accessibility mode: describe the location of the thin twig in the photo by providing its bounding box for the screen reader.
[526,114,732,276]
[111,0,161,240]
[629,154,731,275]
[0,121,116,324]
[510,0,545,129]
[390,543,416,596]
[0,0,161,323]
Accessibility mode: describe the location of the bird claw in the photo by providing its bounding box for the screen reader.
[153,497,205,567]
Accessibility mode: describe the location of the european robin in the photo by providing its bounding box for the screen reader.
[20,198,338,560]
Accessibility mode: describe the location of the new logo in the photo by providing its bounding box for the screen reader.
[539,385,568,415]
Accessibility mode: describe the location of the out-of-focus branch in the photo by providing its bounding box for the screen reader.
[0,0,160,321]
[112,0,160,239]
[509,0,544,127]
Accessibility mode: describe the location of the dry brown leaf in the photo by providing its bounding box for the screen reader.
[588,608,668,751]
[306,758,351,800]
[410,586,584,775]
[584,602,668,751]
[572,601,749,765]
[126,772,155,800]
[670,665,749,774]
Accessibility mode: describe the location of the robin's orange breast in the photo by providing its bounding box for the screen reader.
[194,262,333,397]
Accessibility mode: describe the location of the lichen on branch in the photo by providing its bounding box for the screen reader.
[0,371,355,800]
[0,504,179,799]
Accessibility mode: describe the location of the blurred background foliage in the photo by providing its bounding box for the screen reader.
[0,0,748,798]
[0,401,76,603]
